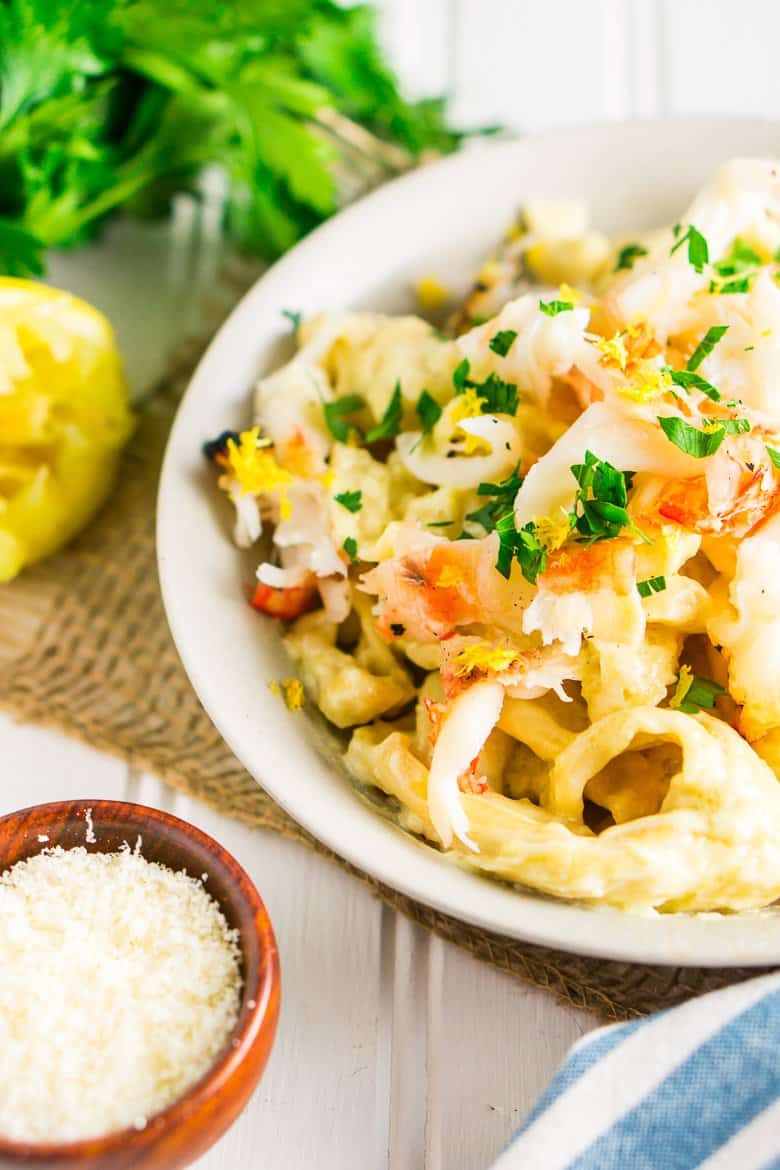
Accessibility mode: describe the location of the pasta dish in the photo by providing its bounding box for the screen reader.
[206,159,780,913]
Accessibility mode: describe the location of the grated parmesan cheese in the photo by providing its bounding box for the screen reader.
[0,846,243,1142]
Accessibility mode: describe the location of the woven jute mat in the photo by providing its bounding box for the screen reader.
[0,330,773,1024]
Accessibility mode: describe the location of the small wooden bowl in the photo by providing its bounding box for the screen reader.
[0,799,280,1170]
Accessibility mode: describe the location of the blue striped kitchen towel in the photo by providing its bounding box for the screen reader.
[491,971,780,1170]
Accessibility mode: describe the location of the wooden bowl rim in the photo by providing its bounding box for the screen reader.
[0,798,280,1163]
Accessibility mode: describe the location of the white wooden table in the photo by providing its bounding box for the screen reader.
[16,2,777,1155]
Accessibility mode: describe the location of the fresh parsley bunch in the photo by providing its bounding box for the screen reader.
[0,0,462,276]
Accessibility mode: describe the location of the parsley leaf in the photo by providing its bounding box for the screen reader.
[570,451,647,544]
[489,329,518,357]
[478,465,524,502]
[658,415,749,458]
[472,371,519,415]
[323,394,365,443]
[767,445,780,469]
[416,389,442,435]
[664,368,721,402]
[452,357,471,392]
[0,217,43,276]
[615,242,648,271]
[670,224,709,272]
[495,513,547,582]
[343,536,358,563]
[712,276,751,294]
[334,489,362,513]
[637,575,666,598]
[709,238,763,295]
[686,325,728,372]
[0,1,463,276]
[365,381,402,442]
[453,361,519,415]
[539,298,574,316]
[465,464,523,534]
[671,669,725,714]
[282,308,302,333]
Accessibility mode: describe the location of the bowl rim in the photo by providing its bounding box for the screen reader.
[158,115,780,967]
[0,798,280,1161]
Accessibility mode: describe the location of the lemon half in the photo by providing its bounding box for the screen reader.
[0,279,134,582]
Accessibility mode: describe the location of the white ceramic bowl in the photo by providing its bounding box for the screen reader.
[159,117,780,965]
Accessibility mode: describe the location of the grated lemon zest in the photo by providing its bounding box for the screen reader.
[224,427,294,517]
[596,332,629,371]
[619,362,671,403]
[669,665,693,710]
[450,389,490,454]
[268,678,305,711]
[451,641,519,677]
[436,564,464,588]
[533,507,574,552]
[558,282,583,305]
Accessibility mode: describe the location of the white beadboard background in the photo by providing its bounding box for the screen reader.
[380,0,780,127]
[4,4,778,1169]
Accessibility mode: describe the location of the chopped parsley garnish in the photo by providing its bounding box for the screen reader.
[615,243,648,271]
[416,389,442,435]
[365,381,403,442]
[670,667,725,714]
[709,238,763,294]
[453,357,471,392]
[686,325,729,372]
[489,454,646,581]
[637,575,667,598]
[664,368,721,402]
[343,536,358,563]
[452,359,519,415]
[427,519,454,527]
[334,490,362,513]
[539,298,574,316]
[323,394,365,443]
[480,467,525,498]
[473,372,519,415]
[570,451,648,544]
[489,329,518,357]
[495,514,547,582]
[767,445,780,469]
[658,415,750,458]
[465,465,523,534]
[713,275,751,295]
[282,308,302,333]
[670,224,709,272]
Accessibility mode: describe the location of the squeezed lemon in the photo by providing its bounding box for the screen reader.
[0,280,134,581]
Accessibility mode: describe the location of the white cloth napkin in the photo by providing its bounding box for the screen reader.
[491,971,780,1170]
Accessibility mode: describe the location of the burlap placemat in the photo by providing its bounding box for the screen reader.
[0,328,772,1024]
